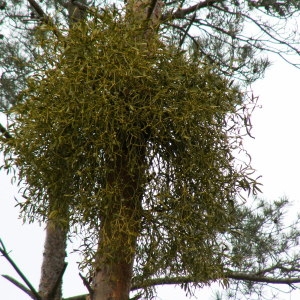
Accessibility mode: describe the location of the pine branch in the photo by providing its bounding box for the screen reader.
[50,269,300,300]
[0,239,41,300]
[162,0,218,21]
[227,272,300,284]
[131,271,300,291]
[1,275,36,299]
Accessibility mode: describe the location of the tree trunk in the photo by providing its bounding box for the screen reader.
[92,221,137,300]
[92,260,134,300]
[39,218,68,300]
[92,143,146,300]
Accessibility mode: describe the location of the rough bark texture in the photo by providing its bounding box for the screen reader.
[92,239,135,300]
[92,210,138,300]
[39,220,68,300]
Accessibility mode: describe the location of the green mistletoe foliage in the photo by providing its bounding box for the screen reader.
[3,11,260,291]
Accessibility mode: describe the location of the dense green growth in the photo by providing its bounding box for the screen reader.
[3,11,259,292]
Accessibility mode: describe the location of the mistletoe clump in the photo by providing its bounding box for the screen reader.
[6,11,259,288]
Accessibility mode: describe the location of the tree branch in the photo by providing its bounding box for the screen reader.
[131,271,300,291]
[0,239,41,300]
[45,269,300,300]
[162,0,218,21]
[27,0,47,19]
[0,123,12,139]
[27,0,62,39]
[178,11,196,48]
[72,1,90,11]
[227,272,300,284]
[63,295,87,300]
[146,0,159,21]
[131,275,195,291]
[1,275,36,299]
[210,4,300,57]
[79,272,93,297]
[167,22,215,63]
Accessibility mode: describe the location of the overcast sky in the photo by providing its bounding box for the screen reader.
[1,56,300,299]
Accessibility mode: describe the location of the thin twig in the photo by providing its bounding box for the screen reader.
[178,12,196,48]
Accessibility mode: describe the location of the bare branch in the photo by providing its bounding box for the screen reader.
[162,0,218,21]
[0,239,41,300]
[1,275,36,299]
[27,0,62,39]
[0,123,12,139]
[146,0,159,21]
[178,11,196,47]
[63,295,87,300]
[79,272,94,296]
[40,268,300,300]
[27,0,47,19]
[210,4,300,57]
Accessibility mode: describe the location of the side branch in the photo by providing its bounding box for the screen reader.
[46,270,300,300]
[227,272,300,284]
[0,239,41,300]
[131,272,300,291]
[1,275,35,299]
[162,0,217,21]
[27,0,47,19]
[131,276,194,290]
[0,123,12,139]
[27,0,62,38]
[146,0,158,21]
[79,272,93,297]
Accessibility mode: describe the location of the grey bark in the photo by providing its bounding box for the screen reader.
[39,220,68,300]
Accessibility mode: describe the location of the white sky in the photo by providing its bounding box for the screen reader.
[1,57,300,299]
